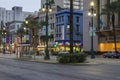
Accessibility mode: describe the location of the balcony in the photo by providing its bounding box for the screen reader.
[100,36,120,43]
[96,25,120,36]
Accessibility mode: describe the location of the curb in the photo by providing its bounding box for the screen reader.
[14,58,101,66]
[0,55,101,66]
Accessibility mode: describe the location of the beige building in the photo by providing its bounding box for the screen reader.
[83,0,98,52]
[83,0,120,52]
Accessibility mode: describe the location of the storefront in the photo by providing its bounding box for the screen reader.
[53,40,83,52]
[99,43,120,52]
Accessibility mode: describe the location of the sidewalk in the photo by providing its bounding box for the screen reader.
[0,53,120,65]
[0,53,58,63]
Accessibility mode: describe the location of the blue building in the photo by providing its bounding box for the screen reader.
[55,10,83,51]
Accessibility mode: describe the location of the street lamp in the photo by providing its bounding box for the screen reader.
[2,27,7,54]
[88,1,96,59]
[42,0,53,60]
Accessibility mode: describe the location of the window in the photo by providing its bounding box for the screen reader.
[68,16,70,24]
[76,24,79,32]
[76,16,79,23]
[59,26,61,32]
[62,16,64,22]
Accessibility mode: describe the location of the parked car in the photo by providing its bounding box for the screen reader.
[36,50,45,56]
[103,52,113,58]
[112,51,120,58]
[39,50,45,55]
[103,51,120,58]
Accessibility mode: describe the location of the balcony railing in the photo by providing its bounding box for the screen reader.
[100,36,120,43]
[96,25,120,31]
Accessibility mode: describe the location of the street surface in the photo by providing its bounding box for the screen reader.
[0,58,120,80]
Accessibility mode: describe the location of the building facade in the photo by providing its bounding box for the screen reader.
[55,10,83,51]
[83,0,98,52]
[39,0,84,50]
[41,0,83,10]
[96,0,120,52]
[0,6,38,52]
[83,0,120,52]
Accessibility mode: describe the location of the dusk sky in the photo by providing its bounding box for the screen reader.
[0,0,41,12]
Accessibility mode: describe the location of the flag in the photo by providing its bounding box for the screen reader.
[99,19,103,29]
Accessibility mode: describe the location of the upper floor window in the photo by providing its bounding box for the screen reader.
[76,24,79,32]
[76,16,79,23]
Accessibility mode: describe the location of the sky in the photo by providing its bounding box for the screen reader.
[0,0,41,12]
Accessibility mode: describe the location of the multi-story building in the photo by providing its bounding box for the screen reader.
[0,6,37,33]
[55,10,83,51]
[96,0,120,52]
[83,0,120,52]
[39,0,84,50]
[9,6,37,34]
[41,0,83,10]
[0,6,38,52]
[83,0,98,52]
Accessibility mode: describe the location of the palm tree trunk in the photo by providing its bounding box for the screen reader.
[70,0,73,53]
[112,14,117,52]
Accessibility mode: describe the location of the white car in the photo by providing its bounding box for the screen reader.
[39,50,45,55]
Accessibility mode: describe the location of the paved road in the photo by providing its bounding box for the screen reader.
[0,58,120,80]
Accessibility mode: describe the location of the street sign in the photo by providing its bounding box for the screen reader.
[89,27,96,36]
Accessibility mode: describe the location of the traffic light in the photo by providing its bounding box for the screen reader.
[53,44,57,48]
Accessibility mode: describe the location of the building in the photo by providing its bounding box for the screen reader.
[0,6,38,52]
[83,0,98,52]
[55,10,83,51]
[96,0,120,52]
[38,0,84,50]
[83,0,120,52]
[41,0,83,10]
[9,6,37,34]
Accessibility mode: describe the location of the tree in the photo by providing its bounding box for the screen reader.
[17,27,26,44]
[0,29,3,45]
[101,1,120,52]
[24,15,40,45]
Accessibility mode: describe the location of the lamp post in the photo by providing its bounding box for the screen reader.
[42,0,52,60]
[88,1,96,59]
[2,27,7,54]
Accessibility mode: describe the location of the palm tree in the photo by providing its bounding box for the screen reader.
[0,29,3,45]
[17,27,26,44]
[101,1,120,52]
[25,15,42,45]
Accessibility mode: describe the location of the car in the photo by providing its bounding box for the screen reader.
[39,50,45,55]
[103,52,114,58]
[103,51,120,58]
[36,50,45,56]
[112,51,120,58]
